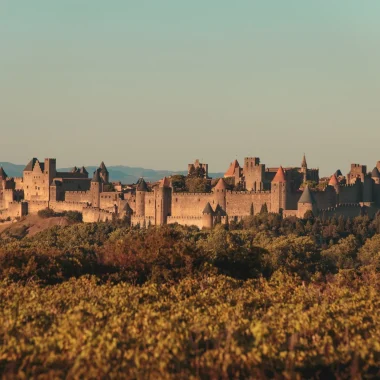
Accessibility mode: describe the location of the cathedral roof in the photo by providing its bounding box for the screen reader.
[272,166,286,183]
[92,169,101,183]
[136,178,148,191]
[301,154,307,168]
[224,160,240,177]
[329,174,339,186]
[298,185,316,204]
[99,161,109,173]
[202,202,214,215]
[372,167,380,178]
[0,166,8,180]
[214,178,227,190]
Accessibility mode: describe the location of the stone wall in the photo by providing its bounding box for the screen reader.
[65,191,91,203]
[82,207,115,223]
[50,201,87,213]
[171,193,213,217]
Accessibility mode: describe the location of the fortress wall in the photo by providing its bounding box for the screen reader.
[59,178,91,192]
[27,201,49,214]
[226,192,253,216]
[171,193,213,217]
[287,191,302,210]
[320,204,363,219]
[0,202,27,219]
[65,191,91,203]
[82,207,115,223]
[49,201,86,213]
[283,210,298,218]
[131,215,155,227]
[100,192,121,209]
[314,189,337,210]
[339,183,360,203]
[251,192,272,215]
[167,216,203,229]
[144,193,156,218]
[374,183,380,207]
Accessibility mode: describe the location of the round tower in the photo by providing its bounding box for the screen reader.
[270,166,287,213]
[202,202,214,229]
[297,185,317,218]
[212,178,227,211]
[135,178,148,216]
[371,167,380,185]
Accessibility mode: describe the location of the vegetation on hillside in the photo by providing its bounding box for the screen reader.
[1,212,380,378]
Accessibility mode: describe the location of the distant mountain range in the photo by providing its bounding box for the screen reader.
[0,162,224,184]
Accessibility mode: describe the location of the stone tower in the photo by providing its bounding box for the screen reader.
[243,157,265,191]
[202,202,214,229]
[297,185,317,218]
[135,178,148,217]
[213,178,227,211]
[90,170,101,208]
[270,166,287,213]
[155,177,171,226]
[99,162,109,184]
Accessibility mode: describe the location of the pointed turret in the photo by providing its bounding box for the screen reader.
[80,166,88,175]
[301,153,307,168]
[298,185,316,204]
[71,166,78,173]
[92,169,101,183]
[0,166,8,180]
[214,178,227,190]
[136,178,148,192]
[329,174,339,186]
[202,202,214,215]
[214,204,227,217]
[99,161,108,173]
[224,160,240,177]
[272,166,286,183]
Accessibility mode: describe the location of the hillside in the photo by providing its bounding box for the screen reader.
[0,162,224,183]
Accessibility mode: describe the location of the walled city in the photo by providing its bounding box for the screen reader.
[1,155,380,228]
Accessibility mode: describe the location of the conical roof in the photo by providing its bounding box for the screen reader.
[80,166,88,174]
[99,161,108,173]
[92,169,101,183]
[214,204,227,216]
[301,154,307,168]
[272,166,286,183]
[298,185,316,204]
[202,202,214,215]
[136,178,148,191]
[224,160,240,177]
[0,166,8,180]
[214,178,227,190]
[71,166,78,173]
[329,174,339,186]
[371,167,380,178]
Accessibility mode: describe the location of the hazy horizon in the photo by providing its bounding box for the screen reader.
[1,1,380,176]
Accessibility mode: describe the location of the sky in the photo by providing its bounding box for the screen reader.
[1,1,380,176]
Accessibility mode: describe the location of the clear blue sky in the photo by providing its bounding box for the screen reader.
[1,1,380,175]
